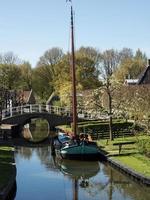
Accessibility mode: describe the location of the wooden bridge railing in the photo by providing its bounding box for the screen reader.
[1,104,105,121]
[2,105,71,120]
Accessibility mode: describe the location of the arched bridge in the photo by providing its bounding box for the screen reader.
[1,104,101,127]
[2,105,72,127]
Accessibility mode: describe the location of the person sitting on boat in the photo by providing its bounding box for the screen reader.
[79,133,84,141]
[84,134,89,144]
[79,133,89,145]
[71,134,80,145]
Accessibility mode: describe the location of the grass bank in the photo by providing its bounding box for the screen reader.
[0,146,14,191]
[97,135,150,178]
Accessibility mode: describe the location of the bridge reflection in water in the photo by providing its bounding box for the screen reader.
[22,119,50,142]
[7,118,149,200]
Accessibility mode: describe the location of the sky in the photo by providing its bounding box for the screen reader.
[0,0,150,67]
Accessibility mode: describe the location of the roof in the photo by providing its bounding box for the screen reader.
[22,91,32,103]
[124,61,150,85]
[137,65,150,84]
[17,90,34,104]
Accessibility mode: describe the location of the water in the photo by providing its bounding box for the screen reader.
[13,119,150,200]
[14,147,150,200]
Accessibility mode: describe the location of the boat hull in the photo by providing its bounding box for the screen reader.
[60,143,101,161]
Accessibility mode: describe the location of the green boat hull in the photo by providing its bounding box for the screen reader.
[60,143,101,160]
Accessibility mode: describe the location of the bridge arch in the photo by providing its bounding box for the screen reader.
[2,112,72,128]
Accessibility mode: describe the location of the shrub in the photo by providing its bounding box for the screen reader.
[137,138,150,157]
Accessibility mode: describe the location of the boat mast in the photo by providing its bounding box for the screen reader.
[70,3,77,136]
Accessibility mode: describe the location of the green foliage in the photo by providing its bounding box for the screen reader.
[136,138,150,157]
[19,61,33,90]
[0,64,22,90]
[33,47,64,101]
[0,52,22,90]
[75,47,101,90]
[78,120,133,132]
[52,55,72,106]
[32,65,53,101]
[114,48,147,83]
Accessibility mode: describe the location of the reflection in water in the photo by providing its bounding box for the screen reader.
[22,119,49,142]
[5,181,17,200]
[60,160,100,179]
[13,120,150,200]
[14,147,150,200]
[59,160,100,200]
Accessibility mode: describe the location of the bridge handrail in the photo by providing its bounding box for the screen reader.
[2,104,72,120]
[1,104,107,120]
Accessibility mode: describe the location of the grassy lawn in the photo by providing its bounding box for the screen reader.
[97,136,138,155]
[112,154,150,177]
[97,135,150,178]
[0,146,14,191]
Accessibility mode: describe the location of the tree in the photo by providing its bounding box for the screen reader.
[0,51,21,65]
[75,47,101,90]
[32,65,53,101]
[100,49,120,140]
[77,88,104,115]
[0,52,22,90]
[33,47,64,101]
[119,48,133,61]
[37,47,64,79]
[52,54,72,105]
[20,62,33,90]
[0,64,21,90]
[56,47,102,106]
[134,48,147,61]
[114,48,147,83]
[114,85,150,129]
[34,46,102,104]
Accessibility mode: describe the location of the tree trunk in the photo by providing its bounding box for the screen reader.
[108,88,113,141]
[0,111,2,125]
[109,115,113,140]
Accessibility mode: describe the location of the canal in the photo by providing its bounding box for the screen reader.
[13,119,150,200]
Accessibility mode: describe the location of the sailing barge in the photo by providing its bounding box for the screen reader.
[58,2,101,161]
